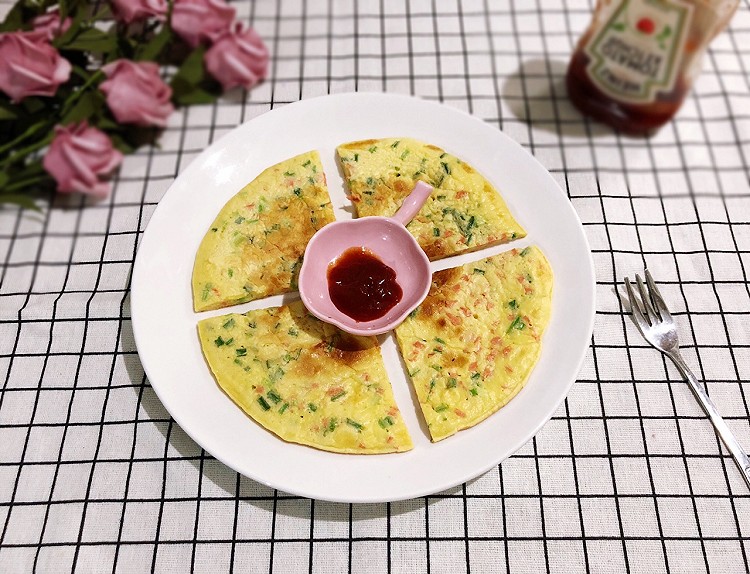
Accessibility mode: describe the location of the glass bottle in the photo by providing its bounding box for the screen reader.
[566,0,739,135]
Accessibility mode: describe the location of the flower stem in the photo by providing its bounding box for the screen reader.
[3,173,51,193]
[59,69,104,118]
[0,69,104,168]
[0,121,47,157]
[0,133,54,170]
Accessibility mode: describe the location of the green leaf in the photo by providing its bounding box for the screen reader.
[109,134,136,154]
[21,97,47,115]
[61,89,103,124]
[137,24,173,62]
[0,194,41,210]
[60,27,118,53]
[0,103,20,121]
[0,3,28,33]
[171,83,220,105]
[170,45,222,105]
[172,46,207,86]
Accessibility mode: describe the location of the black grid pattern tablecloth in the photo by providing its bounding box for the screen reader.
[2,0,750,572]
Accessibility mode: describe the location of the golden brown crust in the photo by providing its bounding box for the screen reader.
[336,138,526,261]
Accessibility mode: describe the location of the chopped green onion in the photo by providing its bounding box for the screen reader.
[235,347,247,357]
[447,378,457,389]
[214,336,225,347]
[434,404,449,412]
[520,247,531,257]
[354,153,359,162]
[470,388,479,396]
[330,390,346,401]
[267,390,282,404]
[324,418,338,434]
[473,268,485,275]
[507,316,526,333]
[441,161,451,174]
[471,372,481,381]
[390,140,400,148]
[293,188,302,197]
[284,171,295,177]
[368,146,377,153]
[308,403,318,412]
[433,228,440,237]
[434,337,446,344]
[508,299,518,310]
[378,416,394,429]
[346,418,364,431]
[257,397,271,411]
[279,402,289,414]
[222,318,235,329]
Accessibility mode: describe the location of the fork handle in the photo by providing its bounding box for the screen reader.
[667,351,750,491]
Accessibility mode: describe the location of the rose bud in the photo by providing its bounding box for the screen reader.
[172,0,236,48]
[43,122,124,199]
[100,59,174,128]
[110,0,167,24]
[0,32,71,103]
[204,24,269,91]
[29,10,73,41]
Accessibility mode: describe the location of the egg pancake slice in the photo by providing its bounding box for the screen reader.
[193,151,335,312]
[395,246,553,441]
[198,301,413,454]
[336,138,526,260]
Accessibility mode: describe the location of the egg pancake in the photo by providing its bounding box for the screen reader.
[395,246,553,441]
[193,151,335,312]
[198,301,413,454]
[336,138,526,260]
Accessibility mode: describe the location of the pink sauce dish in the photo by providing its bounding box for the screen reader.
[298,181,434,336]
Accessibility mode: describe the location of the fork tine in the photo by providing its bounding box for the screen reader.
[645,269,672,322]
[636,274,657,323]
[624,277,649,331]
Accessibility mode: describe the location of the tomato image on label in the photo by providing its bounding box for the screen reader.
[637,17,655,34]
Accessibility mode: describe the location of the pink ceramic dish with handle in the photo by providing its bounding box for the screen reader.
[298,181,433,336]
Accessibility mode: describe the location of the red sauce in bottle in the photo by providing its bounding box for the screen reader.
[566,46,690,135]
[563,0,739,136]
[327,247,403,322]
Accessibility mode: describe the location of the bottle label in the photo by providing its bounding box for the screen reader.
[583,0,693,104]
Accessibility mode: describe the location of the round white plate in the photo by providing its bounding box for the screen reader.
[131,93,595,503]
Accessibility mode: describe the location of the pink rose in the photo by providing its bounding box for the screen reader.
[204,24,269,91]
[172,0,235,47]
[100,60,174,127]
[110,0,167,24]
[0,32,71,103]
[43,122,124,198]
[28,10,73,41]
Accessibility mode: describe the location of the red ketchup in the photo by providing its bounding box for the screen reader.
[327,247,403,322]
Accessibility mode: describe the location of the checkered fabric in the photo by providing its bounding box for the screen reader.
[2,0,750,572]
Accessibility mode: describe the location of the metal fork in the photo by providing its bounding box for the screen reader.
[624,270,750,491]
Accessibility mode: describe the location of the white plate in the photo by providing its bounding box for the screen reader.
[131,93,595,503]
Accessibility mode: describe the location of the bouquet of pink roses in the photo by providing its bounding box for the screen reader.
[0,0,269,208]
